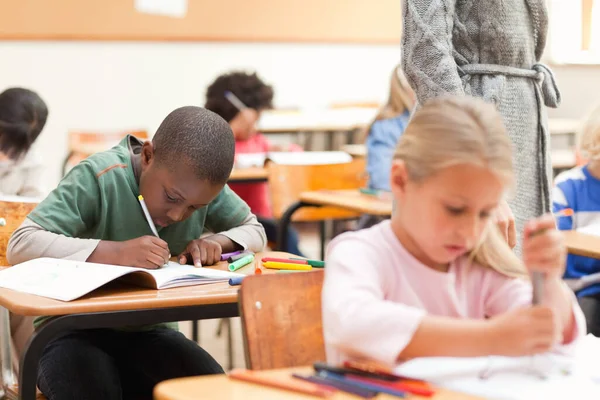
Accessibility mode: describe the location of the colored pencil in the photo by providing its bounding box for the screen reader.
[229,369,335,398]
[292,374,377,398]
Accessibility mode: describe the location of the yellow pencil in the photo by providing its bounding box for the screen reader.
[262,261,312,271]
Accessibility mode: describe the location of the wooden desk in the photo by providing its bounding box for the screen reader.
[564,231,600,259]
[0,251,289,400]
[229,167,269,184]
[277,190,393,253]
[154,366,480,400]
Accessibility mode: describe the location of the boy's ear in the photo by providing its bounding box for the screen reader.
[390,160,409,196]
[141,141,154,168]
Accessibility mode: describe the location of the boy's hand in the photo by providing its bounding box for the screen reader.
[179,238,223,267]
[117,236,170,269]
[522,214,566,279]
[487,306,559,356]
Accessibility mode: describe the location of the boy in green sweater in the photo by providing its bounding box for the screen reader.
[7,106,266,400]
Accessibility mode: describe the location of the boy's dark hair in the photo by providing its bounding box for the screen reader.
[152,106,235,184]
[0,88,49,160]
[205,71,274,122]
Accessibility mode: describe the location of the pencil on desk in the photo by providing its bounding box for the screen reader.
[229,369,335,398]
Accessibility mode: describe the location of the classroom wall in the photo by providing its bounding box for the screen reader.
[0,40,596,193]
[0,41,400,191]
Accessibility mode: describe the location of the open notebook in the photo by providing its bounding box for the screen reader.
[394,334,600,399]
[0,258,243,301]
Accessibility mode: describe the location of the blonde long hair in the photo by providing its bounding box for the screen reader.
[578,103,600,161]
[395,96,526,278]
[362,65,415,141]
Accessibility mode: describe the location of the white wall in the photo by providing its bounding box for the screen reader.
[0,41,401,189]
[1,40,597,191]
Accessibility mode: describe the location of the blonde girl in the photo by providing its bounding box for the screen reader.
[365,65,415,192]
[323,96,584,366]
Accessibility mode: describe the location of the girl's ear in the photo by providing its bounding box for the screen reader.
[390,160,410,198]
[140,141,154,169]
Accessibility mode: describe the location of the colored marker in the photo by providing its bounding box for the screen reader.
[290,258,325,268]
[228,276,246,286]
[262,261,312,271]
[221,250,243,261]
[228,254,255,272]
[228,251,252,263]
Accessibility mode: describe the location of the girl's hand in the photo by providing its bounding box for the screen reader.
[487,306,559,356]
[522,214,566,279]
[493,200,516,248]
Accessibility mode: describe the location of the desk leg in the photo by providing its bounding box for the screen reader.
[19,303,239,400]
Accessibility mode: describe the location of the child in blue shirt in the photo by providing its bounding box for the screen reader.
[365,65,415,192]
[553,104,600,336]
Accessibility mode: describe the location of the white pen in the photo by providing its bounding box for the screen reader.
[225,90,248,111]
[138,195,159,236]
[138,195,170,264]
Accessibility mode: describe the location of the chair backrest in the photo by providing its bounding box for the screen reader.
[0,200,38,266]
[267,158,367,221]
[239,270,325,370]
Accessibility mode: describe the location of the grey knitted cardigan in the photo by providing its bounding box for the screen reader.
[402,0,560,249]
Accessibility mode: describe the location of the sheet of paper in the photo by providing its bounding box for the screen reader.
[147,262,243,288]
[134,0,188,18]
[0,258,137,301]
[577,224,600,237]
[394,335,600,400]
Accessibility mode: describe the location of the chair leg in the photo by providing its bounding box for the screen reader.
[191,320,199,344]
[216,318,234,371]
[0,307,14,397]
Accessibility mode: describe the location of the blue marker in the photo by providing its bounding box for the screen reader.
[228,276,246,286]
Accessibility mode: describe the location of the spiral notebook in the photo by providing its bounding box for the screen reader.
[0,257,243,301]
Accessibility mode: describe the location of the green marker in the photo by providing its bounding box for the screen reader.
[228,254,255,272]
[359,187,380,196]
[290,258,325,268]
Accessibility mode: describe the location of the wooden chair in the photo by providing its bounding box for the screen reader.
[267,158,367,258]
[0,200,38,267]
[0,200,44,399]
[239,271,325,370]
[62,129,148,176]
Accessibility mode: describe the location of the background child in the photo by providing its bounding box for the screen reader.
[205,71,304,256]
[0,87,48,197]
[553,104,600,336]
[7,106,266,399]
[0,87,47,388]
[322,96,584,366]
[364,64,415,192]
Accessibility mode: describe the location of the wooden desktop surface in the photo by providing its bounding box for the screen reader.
[229,167,268,182]
[153,366,481,400]
[564,231,600,259]
[0,251,289,316]
[300,190,393,216]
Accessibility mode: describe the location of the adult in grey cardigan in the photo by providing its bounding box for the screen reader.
[402,0,560,251]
